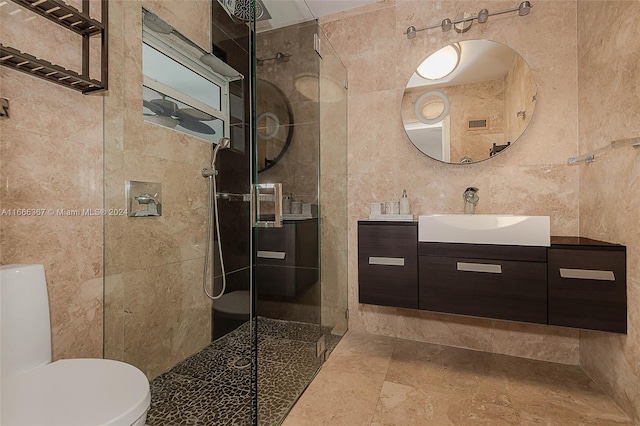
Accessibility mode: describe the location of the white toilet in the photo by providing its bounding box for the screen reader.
[0,264,151,426]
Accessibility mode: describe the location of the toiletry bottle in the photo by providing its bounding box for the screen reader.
[400,190,410,215]
[283,193,292,214]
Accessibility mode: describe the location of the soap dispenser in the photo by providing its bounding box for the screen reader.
[400,190,410,215]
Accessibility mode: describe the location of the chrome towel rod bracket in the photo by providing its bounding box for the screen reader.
[405,1,532,39]
[568,137,640,165]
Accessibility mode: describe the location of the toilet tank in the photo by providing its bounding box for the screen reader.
[0,264,52,381]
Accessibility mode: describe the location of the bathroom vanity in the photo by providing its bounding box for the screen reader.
[257,218,319,297]
[357,221,627,334]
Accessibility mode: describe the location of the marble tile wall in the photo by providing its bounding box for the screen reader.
[0,2,103,360]
[321,0,581,364]
[503,53,536,144]
[577,1,640,422]
[103,0,214,379]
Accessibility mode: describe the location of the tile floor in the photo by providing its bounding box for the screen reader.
[146,318,340,426]
[283,331,634,426]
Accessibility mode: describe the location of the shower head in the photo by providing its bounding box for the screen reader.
[217,0,271,22]
[257,52,292,66]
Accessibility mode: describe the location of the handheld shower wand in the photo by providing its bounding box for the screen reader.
[202,137,231,300]
[202,137,231,178]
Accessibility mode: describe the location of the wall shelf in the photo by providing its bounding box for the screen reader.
[568,137,640,165]
[0,0,107,94]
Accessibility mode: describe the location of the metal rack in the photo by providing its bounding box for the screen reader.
[0,0,107,94]
[568,137,640,165]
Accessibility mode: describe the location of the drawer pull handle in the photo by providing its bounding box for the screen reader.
[369,257,405,266]
[559,268,615,281]
[457,262,502,274]
[257,251,286,260]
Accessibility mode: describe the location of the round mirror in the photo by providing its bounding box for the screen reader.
[257,79,294,172]
[401,40,537,164]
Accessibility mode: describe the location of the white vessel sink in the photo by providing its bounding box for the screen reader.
[418,214,550,246]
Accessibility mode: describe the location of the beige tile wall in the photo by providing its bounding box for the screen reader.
[321,0,582,364]
[503,53,536,144]
[0,0,213,373]
[0,2,103,360]
[103,0,213,379]
[577,1,640,422]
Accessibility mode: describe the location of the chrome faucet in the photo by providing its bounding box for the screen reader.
[463,187,479,214]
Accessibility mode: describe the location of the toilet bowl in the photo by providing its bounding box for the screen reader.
[0,264,150,426]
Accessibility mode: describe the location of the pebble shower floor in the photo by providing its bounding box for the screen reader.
[146,318,342,425]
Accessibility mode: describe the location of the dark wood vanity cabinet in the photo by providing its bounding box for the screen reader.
[548,237,627,333]
[418,243,548,324]
[256,219,318,297]
[357,221,418,309]
[357,222,627,334]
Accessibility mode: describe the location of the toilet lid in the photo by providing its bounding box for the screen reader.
[1,359,150,426]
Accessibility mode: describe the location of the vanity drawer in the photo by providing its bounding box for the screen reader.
[256,220,318,268]
[358,222,418,309]
[419,256,547,324]
[548,248,626,333]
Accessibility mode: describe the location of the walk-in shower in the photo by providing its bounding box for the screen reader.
[103,1,348,424]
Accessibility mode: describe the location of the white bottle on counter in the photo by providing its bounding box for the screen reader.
[400,189,410,215]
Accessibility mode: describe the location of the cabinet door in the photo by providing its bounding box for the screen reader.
[256,220,319,297]
[358,223,418,309]
[419,256,547,324]
[548,248,626,333]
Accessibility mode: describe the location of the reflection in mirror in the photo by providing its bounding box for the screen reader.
[257,79,293,172]
[402,39,537,164]
[415,90,450,124]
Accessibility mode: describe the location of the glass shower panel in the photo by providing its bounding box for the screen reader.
[254,16,324,424]
[319,29,349,345]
